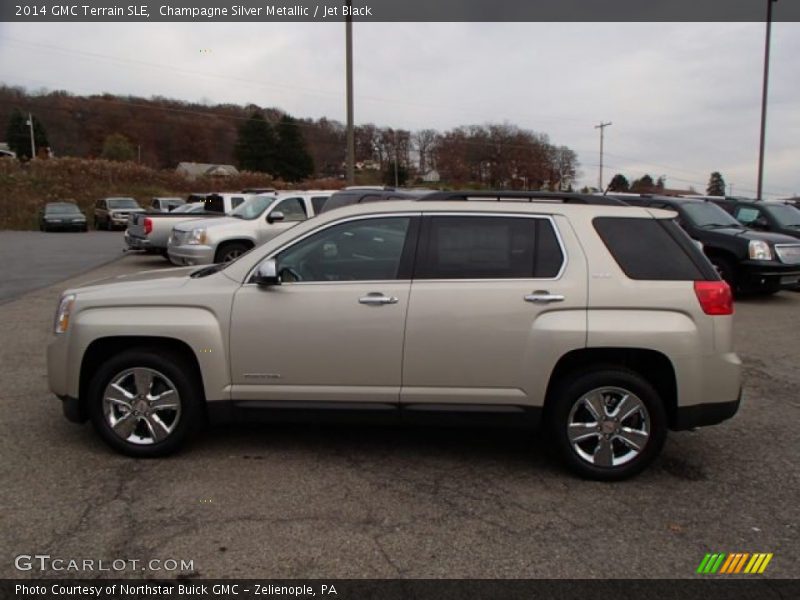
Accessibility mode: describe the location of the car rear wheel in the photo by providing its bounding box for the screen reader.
[548,368,667,480]
[215,242,250,263]
[88,349,203,457]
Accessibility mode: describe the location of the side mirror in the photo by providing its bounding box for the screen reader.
[267,211,285,224]
[754,217,769,230]
[253,259,281,286]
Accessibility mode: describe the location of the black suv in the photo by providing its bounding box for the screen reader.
[610,195,800,294]
[710,197,800,240]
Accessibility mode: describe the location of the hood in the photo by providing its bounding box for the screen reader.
[174,216,240,232]
[65,266,198,297]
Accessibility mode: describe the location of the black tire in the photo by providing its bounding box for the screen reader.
[547,367,667,481]
[87,348,203,457]
[39,223,46,232]
[93,218,99,230]
[81,224,88,233]
[214,242,251,263]
[709,255,737,293]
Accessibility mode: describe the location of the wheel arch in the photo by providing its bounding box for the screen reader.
[544,347,678,428]
[78,336,206,422]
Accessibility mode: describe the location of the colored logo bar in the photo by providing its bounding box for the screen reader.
[696,553,773,574]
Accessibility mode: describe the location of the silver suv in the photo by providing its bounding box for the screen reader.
[47,195,741,479]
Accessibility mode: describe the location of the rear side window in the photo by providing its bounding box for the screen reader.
[416,216,564,279]
[593,217,717,280]
[311,196,328,214]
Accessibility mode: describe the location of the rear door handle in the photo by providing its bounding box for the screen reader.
[524,291,565,303]
[359,293,399,306]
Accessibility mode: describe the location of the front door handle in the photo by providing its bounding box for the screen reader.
[359,293,399,306]
[524,290,565,303]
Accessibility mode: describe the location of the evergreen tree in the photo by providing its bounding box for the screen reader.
[5,108,48,159]
[707,171,726,196]
[608,173,630,192]
[631,174,655,193]
[274,115,314,182]
[234,113,276,173]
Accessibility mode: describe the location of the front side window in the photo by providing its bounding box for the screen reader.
[276,217,411,282]
[272,197,307,222]
[416,216,563,279]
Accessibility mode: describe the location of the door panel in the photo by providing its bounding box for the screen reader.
[229,215,417,403]
[401,214,587,407]
[229,283,411,402]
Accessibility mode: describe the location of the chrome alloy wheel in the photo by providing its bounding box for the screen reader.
[566,386,650,468]
[102,368,181,445]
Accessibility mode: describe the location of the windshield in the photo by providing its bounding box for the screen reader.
[47,204,80,214]
[229,195,276,220]
[764,204,800,227]
[681,202,740,228]
[108,198,140,209]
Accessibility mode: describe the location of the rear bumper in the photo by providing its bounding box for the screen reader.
[124,231,152,250]
[672,388,742,430]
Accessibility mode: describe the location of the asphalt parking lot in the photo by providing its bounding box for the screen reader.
[0,237,798,579]
[0,230,127,304]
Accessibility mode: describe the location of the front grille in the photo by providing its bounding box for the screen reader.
[775,244,800,265]
[172,230,190,245]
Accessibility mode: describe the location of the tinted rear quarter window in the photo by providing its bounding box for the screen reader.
[416,216,563,279]
[593,217,717,280]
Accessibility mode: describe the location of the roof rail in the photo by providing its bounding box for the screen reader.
[419,190,626,206]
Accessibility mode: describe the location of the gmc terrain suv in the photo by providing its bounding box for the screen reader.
[48,195,741,480]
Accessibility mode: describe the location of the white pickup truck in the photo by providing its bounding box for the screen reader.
[168,191,332,265]
[125,203,221,255]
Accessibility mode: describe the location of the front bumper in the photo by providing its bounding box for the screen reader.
[740,261,800,289]
[167,244,215,266]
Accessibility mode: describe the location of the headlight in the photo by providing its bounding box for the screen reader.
[748,240,772,261]
[187,228,207,245]
[54,294,76,334]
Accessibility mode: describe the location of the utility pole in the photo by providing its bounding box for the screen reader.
[393,129,399,187]
[27,113,36,159]
[594,121,612,190]
[345,2,355,185]
[756,0,778,201]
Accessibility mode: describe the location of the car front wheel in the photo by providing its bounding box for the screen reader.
[88,349,202,457]
[548,368,667,480]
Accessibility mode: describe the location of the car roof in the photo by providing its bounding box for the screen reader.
[45,201,78,207]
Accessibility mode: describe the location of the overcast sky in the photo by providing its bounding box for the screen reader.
[0,21,797,197]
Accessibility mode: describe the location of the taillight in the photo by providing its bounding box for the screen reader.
[144,217,153,235]
[694,281,733,315]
